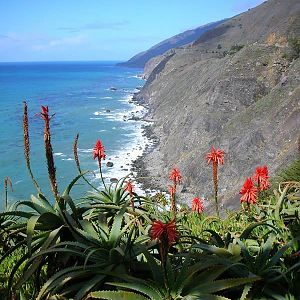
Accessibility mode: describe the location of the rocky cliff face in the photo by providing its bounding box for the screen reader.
[135,0,300,211]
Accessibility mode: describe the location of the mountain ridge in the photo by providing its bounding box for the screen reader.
[118,20,225,68]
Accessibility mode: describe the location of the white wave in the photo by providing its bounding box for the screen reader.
[54,152,64,156]
[122,89,135,93]
[78,148,93,153]
[90,117,101,120]
[127,75,142,79]
[104,113,125,122]
[118,94,133,102]
[100,96,112,99]
[93,111,101,116]
[91,121,153,195]
[62,158,74,161]
[87,96,97,99]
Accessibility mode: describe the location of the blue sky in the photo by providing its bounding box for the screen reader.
[0,0,265,62]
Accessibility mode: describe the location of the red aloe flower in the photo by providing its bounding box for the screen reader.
[93,139,106,190]
[150,219,178,247]
[192,197,204,214]
[169,167,182,185]
[37,105,55,122]
[125,180,134,196]
[93,139,106,160]
[206,146,225,165]
[40,105,49,121]
[253,165,270,191]
[240,177,258,206]
[125,180,135,210]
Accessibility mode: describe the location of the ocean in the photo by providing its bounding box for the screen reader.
[0,61,147,206]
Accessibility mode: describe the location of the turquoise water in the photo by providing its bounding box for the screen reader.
[0,61,145,205]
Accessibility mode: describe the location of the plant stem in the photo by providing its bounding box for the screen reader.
[98,157,107,190]
[4,181,8,209]
[130,196,135,211]
[73,134,100,192]
[4,177,12,210]
[213,162,220,217]
[171,184,177,219]
[44,118,59,201]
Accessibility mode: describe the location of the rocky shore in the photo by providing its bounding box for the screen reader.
[130,91,196,204]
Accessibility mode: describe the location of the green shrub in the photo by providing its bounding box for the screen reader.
[229,44,244,55]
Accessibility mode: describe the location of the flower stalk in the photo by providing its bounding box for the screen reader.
[212,162,219,216]
[206,146,224,217]
[169,167,182,219]
[73,134,99,192]
[4,176,12,209]
[23,101,42,194]
[39,106,59,201]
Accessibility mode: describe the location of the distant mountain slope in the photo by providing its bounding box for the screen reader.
[135,0,300,212]
[192,0,300,48]
[118,20,225,68]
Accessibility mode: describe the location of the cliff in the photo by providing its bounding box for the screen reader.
[135,0,300,212]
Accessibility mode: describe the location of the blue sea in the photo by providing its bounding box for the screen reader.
[0,61,147,206]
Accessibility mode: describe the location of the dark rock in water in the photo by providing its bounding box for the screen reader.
[106,109,111,112]
[110,178,118,183]
[106,162,114,167]
[109,87,117,91]
[123,168,129,171]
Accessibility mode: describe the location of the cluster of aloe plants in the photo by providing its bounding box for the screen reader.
[1,104,300,299]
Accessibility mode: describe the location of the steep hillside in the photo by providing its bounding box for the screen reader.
[134,0,300,212]
[118,20,224,68]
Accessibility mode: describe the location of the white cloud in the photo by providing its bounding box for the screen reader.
[58,20,130,33]
[31,35,86,51]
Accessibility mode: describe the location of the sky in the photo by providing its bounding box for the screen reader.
[0,0,265,62]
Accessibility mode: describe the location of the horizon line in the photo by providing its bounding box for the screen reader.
[0,59,126,64]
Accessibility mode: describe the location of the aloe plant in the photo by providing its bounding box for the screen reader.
[89,248,258,300]
[30,202,150,299]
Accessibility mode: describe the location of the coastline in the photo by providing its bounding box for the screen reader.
[90,89,155,194]
[130,90,196,205]
[129,90,162,194]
